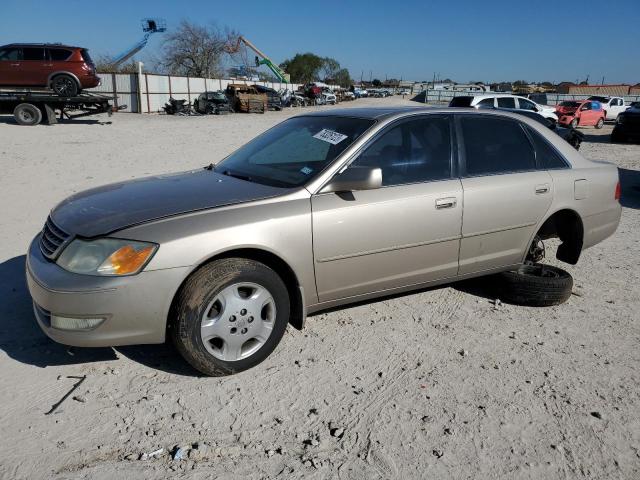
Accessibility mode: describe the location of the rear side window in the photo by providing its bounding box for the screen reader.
[526,127,568,170]
[497,97,516,108]
[22,47,45,60]
[0,47,21,60]
[48,48,72,61]
[449,96,473,107]
[461,116,536,176]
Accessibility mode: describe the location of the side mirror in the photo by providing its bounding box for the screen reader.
[320,166,382,193]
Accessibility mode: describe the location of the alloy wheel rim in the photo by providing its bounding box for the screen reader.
[200,282,276,362]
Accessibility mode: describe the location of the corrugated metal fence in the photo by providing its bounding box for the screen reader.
[90,73,337,113]
[414,89,640,106]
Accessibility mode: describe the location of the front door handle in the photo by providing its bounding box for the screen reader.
[435,197,457,209]
[10,63,20,66]
[535,184,550,194]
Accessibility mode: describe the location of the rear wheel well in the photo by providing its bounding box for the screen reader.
[535,209,584,265]
[169,249,305,333]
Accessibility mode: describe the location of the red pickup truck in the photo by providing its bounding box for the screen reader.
[556,100,605,129]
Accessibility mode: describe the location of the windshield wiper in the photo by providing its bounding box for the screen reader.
[221,169,253,182]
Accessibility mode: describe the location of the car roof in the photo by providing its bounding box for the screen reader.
[300,106,548,121]
[1,43,81,49]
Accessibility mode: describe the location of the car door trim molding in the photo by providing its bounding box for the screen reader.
[462,221,537,239]
[316,234,462,263]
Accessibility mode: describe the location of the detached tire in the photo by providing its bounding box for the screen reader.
[495,264,573,307]
[13,103,42,126]
[170,258,290,376]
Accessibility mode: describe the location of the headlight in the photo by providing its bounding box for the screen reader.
[57,238,157,276]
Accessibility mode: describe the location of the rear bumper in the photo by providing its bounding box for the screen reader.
[26,235,188,347]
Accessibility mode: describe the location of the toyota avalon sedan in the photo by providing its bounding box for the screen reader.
[27,107,621,375]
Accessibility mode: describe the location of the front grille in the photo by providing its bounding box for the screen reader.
[39,216,71,259]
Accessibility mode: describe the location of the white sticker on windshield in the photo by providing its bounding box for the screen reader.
[300,166,313,175]
[313,129,348,145]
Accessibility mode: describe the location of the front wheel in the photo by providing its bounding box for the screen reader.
[170,258,290,376]
[51,74,79,96]
[570,118,579,129]
[595,117,604,129]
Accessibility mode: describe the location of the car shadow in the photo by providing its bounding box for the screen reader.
[0,255,200,377]
[580,132,612,144]
[619,168,640,209]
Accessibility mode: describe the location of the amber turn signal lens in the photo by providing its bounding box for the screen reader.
[103,245,155,275]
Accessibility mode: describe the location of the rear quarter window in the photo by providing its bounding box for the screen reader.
[526,126,569,170]
[48,48,72,61]
[460,116,536,176]
[449,96,473,107]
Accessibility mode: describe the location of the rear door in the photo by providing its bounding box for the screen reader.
[312,115,463,301]
[0,46,23,85]
[20,46,47,86]
[457,114,553,275]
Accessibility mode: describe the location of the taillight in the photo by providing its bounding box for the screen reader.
[615,181,621,201]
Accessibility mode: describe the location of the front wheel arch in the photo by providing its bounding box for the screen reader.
[168,248,306,336]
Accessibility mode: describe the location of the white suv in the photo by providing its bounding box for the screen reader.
[587,96,627,120]
[450,94,558,122]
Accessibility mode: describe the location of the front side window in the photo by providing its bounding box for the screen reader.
[518,98,537,111]
[477,98,495,108]
[582,102,592,111]
[497,97,516,108]
[526,126,568,169]
[461,116,536,176]
[350,116,452,187]
[215,116,374,188]
[22,47,45,60]
[0,47,21,61]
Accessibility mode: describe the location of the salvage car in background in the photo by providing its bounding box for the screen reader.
[556,100,605,129]
[225,84,267,113]
[253,85,283,111]
[194,91,231,115]
[449,94,558,122]
[611,102,640,143]
[27,108,621,376]
[0,43,100,96]
[587,95,627,120]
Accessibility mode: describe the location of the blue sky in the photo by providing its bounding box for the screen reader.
[1,0,638,83]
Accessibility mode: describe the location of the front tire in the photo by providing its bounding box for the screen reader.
[570,118,579,129]
[51,74,79,96]
[170,258,290,376]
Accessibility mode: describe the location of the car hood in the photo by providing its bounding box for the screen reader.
[50,169,286,238]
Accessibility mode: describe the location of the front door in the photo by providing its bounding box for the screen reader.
[20,46,47,86]
[312,115,463,302]
[457,114,553,275]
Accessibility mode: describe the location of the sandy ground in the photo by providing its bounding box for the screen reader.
[0,97,639,479]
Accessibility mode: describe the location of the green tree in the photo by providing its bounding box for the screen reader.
[372,78,382,87]
[333,68,352,88]
[280,53,325,83]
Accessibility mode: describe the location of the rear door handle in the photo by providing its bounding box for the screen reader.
[435,197,457,209]
[535,184,550,194]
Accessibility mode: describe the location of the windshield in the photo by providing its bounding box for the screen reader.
[559,101,580,108]
[214,116,375,188]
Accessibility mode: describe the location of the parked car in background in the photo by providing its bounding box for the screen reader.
[449,94,558,122]
[556,100,605,129]
[587,96,627,120]
[322,88,337,105]
[611,102,640,143]
[194,91,231,115]
[0,43,100,96]
[495,108,584,149]
[225,84,267,113]
[253,85,283,111]
[353,88,368,98]
[26,108,620,376]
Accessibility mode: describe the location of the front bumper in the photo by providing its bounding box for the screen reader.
[557,115,575,126]
[26,235,189,347]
